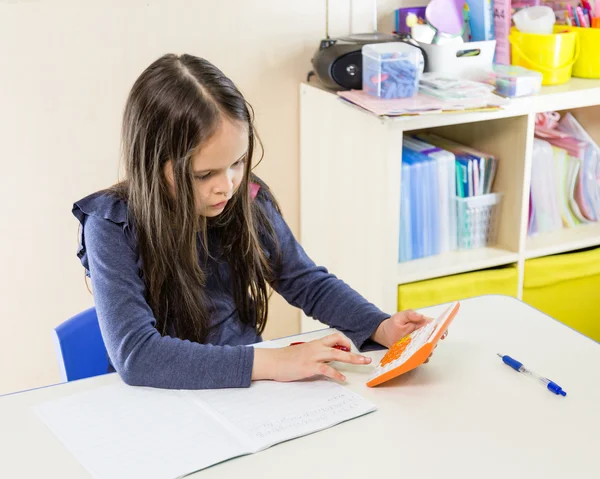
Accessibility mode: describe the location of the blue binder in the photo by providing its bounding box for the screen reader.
[404,136,455,253]
[400,161,413,262]
[401,148,439,261]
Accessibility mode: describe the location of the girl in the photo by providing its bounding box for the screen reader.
[72,53,430,390]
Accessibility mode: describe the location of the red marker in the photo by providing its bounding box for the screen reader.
[289,341,350,352]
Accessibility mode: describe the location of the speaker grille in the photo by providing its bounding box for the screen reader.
[331,51,363,90]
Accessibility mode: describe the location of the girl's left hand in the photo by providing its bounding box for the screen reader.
[371,310,447,351]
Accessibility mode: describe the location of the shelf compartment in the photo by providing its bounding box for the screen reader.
[526,104,600,259]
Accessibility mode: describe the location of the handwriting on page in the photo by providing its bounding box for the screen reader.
[253,394,362,439]
[193,380,376,447]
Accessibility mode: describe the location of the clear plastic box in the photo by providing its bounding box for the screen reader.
[362,42,423,99]
[456,193,503,249]
[490,65,542,98]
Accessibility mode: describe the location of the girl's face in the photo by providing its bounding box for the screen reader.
[164,118,248,217]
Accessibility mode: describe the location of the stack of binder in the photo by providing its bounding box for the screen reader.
[400,135,500,262]
[415,134,498,199]
[530,113,600,236]
[399,148,441,262]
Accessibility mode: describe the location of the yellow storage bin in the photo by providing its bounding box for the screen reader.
[509,27,579,85]
[564,26,600,79]
[397,265,518,311]
[523,247,600,342]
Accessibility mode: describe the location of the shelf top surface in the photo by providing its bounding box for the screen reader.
[525,223,600,259]
[397,247,519,285]
[304,78,600,130]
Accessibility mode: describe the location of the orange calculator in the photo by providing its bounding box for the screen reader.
[366,301,460,387]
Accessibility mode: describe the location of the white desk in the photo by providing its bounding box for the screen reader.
[1,296,599,478]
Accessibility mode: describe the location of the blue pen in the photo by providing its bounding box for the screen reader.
[497,354,567,396]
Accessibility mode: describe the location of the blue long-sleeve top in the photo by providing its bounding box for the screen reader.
[72,185,389,390]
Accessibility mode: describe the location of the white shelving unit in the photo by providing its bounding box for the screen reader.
[299,79,600,332]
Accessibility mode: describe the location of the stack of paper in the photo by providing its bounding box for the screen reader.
[418,74,497,100]
[530,139,571,235]
[530,112,600,236]
[337,88,507,117]
[558,113,600,222]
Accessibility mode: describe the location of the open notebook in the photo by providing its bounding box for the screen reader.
[36,378,376,479]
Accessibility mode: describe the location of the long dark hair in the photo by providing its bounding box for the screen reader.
[112,53,279,343]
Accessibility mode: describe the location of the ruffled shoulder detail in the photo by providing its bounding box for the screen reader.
[72,190,129,226]
[72,190,132,274]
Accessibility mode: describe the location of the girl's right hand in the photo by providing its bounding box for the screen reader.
[252,333,372,383]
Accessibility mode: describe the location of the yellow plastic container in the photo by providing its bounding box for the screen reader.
[509,27,579,85]
[564,26,600,79]
[397,265,518,311]
[523,247,600,342]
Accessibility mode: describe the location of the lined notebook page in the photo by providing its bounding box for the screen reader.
[36,380,376,479]
[191,379,377,449]
[36,383,246,479]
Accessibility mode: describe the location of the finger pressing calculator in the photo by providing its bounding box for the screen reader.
[366,301,460,387]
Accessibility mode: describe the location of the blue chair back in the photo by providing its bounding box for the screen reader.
[53,307,109,382]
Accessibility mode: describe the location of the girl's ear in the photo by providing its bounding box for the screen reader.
[163,159,176,196]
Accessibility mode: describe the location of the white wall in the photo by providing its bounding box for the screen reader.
[0,0,403,394]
